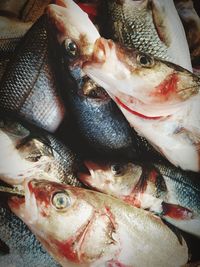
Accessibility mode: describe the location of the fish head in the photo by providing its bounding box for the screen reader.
[84,37,200,117]
[0,118,56,186]
[46,0,100,64]
[8,179,121,265]
[78,160,143,197]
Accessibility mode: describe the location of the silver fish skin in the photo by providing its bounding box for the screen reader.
[0,15,65,132]
[0,202,60,267]
[0,16,32,80]
[9,179,188,267]
[103,0,192,71]
[0,116,83,187]
[78,159,200,237]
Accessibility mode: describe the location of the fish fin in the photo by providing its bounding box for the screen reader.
[162,220,183,245]
[0,239,9,256]
[162,202,193,220]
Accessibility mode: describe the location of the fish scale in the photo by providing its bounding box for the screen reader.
[106,1,170,60]
[0,204,60,267]
[0,15,65,132]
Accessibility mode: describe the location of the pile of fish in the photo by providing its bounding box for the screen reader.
[0,0,200,266]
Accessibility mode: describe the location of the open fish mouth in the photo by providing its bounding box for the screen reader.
[0,182,25,197]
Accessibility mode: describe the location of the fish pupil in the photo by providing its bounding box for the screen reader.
[111,164,123,176]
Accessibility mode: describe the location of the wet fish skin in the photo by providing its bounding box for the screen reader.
[102,0,192,71]
[0,200,60,267]
[9,179,188,267]
[60,56,139,159]
[0,16,32,80]
[78,159,200,237]
[0,15,65,133]
[0,116,83,187]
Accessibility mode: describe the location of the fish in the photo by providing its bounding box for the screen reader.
[0,116,83,187]
[78,159,200,237]
[0,15,66,132]
[0,16,32,80]
[174,0,200,72]
[101,0,192,71]
[0,197,60,267]
[58,48,140,159]
[8,179,188,267]
[47,0,200,171]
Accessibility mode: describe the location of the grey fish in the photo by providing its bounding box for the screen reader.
[79,159,200,237]
[0,16,32,80]
[0,199,60,267]
[102,0,192,71]
[0,116,83,187]
[0,15,65,132]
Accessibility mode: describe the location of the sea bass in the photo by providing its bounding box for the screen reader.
[0,116,82,187]
[0,198,60,267]
[102,0,192,71]
[8,179,188,267]
[78,159,200,237]
[0,15,65,132]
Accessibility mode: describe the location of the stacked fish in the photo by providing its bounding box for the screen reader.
[0,0,200,266]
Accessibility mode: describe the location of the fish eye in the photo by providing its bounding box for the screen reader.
[111,164,125,176]
[137,53,154,68]
[62,38,78,58]
[52,191,71,210]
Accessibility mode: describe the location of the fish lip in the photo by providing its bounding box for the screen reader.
[115,97,164,120]
[0,181,25,196]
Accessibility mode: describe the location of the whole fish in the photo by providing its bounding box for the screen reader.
[0,15,65,132]
[78,159,200,237]
[0,116,83,187]
[8,179,188,267]
[0,199,60,267]
[102,0,192,71]
[174,0,200,72]
[47,0,200,171]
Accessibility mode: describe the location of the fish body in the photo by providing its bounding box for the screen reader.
[9,179,188,267]
[0,202,60,267]
[0,16,32,80]
[0,15,65,132]
[102,0,192,71]
[78,160,200,237]
[0,116,82,187]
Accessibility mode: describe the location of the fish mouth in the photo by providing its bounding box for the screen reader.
[77,161,107,187]
[0,181,25,197]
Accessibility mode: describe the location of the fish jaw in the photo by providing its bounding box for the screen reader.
[46,0,100,54]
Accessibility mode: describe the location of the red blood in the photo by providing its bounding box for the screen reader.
[77,3,97,22]
[149,169,159,183]
[52,237,80,263]
[153,73,179,100]
[162,202,193,220]
[115,97,162,120]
